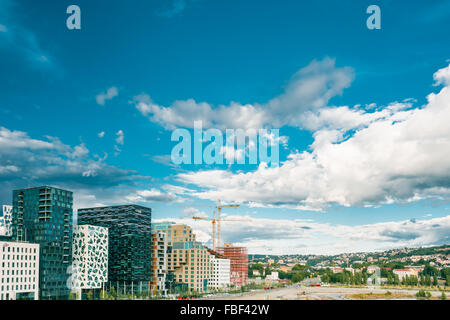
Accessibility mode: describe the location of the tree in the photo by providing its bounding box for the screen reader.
[441,292,446,300]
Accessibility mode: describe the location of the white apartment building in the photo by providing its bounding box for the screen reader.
[393,268,419,280]
[0,241,40,300]
[209,257,230,291]
[265,271,279,282]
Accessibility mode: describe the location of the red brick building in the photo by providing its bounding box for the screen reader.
[217,243,248,287]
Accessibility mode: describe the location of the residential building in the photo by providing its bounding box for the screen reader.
[155,223,196,247]
[332,267,344,273]
[0,205,12,237]
[11,186,73,299]
[77,205,152,294]
[393,268,419,280]
[265,271,279,282]
[150,229,167,296]
[71,225,108,299]
[170,241,213,293]
[208,250,230,291]
[0,241,39,300]
[217,243,248,288]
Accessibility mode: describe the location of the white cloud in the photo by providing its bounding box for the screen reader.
[176,63,450,210]
[134,58,354,130]
[182,207,208,218]
[96,87,118,106]
[0,126,145,205]
[72,143,89,158]
[433,64,450,86]
[115,130,124,145]
[125,188,180,203]
[98,131,105,138]
[155,214,450,255]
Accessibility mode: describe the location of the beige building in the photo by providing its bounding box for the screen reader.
[165,224,195,247]
[153,223,212,293]
[170,241,213,293]
[393,268,419,280]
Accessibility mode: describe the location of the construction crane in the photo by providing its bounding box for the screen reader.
[192,200,244,250]
[215,200,240,251]
[192,214,250,250]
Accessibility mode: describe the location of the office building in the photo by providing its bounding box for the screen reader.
[0,241,39,300]
[11,186,73,299]
[77,205,151,293]
[71,225,108,299]
[217,243,248,288]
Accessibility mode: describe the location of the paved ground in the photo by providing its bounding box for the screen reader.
[207,285,444,300]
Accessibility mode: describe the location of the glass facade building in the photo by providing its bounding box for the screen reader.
[11,186,73,299]
[77,205,151,293]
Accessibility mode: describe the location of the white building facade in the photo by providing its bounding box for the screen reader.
[0,205,12,237]
[393,268,419,280]
[209,257,230,291]
[0,241,40,300]
[71,225,108,297]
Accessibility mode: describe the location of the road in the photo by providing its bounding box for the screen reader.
[207,285,445,300]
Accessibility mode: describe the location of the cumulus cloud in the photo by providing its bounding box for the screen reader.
[134,58,354,130]
[125,188,180,203]
[96,87,118,106]
[115,130,124,145]
[175,63,450,210]
[98,131,105,138]
[159,214,450,255]
[0,126,145,205]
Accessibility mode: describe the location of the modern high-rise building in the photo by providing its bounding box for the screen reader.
[217,243,248,288]
[0,205,12,237]
[77,205,151,293]
[0,241,40,300]
[11,186,73,299]
[71,224,108,299]
[150,230,167,296]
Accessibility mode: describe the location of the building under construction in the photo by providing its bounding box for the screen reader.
[217,243,248,288]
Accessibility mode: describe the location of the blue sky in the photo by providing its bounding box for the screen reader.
[1,0,450,254]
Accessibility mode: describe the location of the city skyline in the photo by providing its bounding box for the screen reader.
[1,0,450,255]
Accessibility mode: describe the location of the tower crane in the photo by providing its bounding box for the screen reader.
[192,200,246,250]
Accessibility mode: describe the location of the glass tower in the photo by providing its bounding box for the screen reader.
[11,186,73,300]
[77,205,152,293]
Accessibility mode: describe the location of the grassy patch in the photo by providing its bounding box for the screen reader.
[347,292,414,300]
